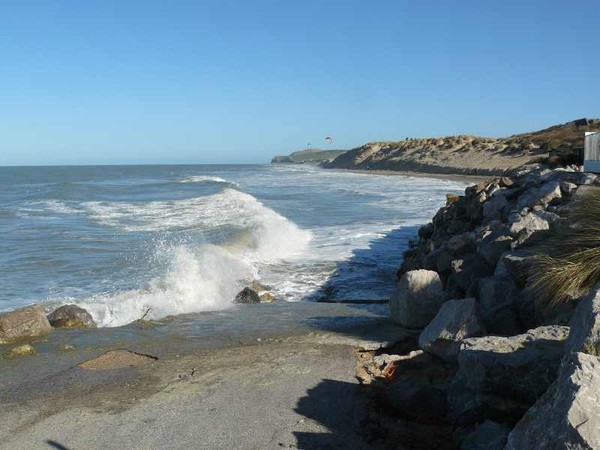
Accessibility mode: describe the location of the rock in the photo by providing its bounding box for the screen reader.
[259,292,276,303]
[418,298,485,362]
[497,253,533,288]
[250,280,271,293]
[515,181,561,210]
[499,177,514,188]
[389,270,444,328]
[563,284,600,362]
[451,254,494,293]
[477,233,513,267]
[543,170,597,186]
[508,210,553,235]
[447,193,461,205]
[47,304,96,329]
[504,353,600,450]
[4,344,36,357]
[461,420,510,450]
[467,191,487,222]
[387,376,448,422]
[448,326,570,425]
[476,277,522,336]
[560,181,578,196]
[418,223,434,241]
[446,232,477,256]
[79,350,158,370]
[425,248,454,273]
[234,287,261,304]
[482,195,508,221]
[0,305,52,343]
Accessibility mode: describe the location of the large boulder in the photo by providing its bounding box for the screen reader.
[515,181,561,210]
[448,326,570,425]
[495,252,534,288]
[47,304,96,329]
[389,270,444,328]
[563,284,600,362]
[482,195,508,221]
[508,210,554,236]
[504,352,600,450]
[418,298,485,362]
[0,305,52,343]
[477,232,513,268]
[450,254,494,293]
[461,420,510,450]
[476,277,522,336]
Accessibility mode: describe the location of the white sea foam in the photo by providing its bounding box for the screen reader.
[75,190,311,326]
[14,200,82,218]
[179,175,239,187]
[79,244,255,327]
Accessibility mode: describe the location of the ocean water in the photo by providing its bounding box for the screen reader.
[0,164,468,327]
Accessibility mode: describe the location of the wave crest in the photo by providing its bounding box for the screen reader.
[76,189,311,326]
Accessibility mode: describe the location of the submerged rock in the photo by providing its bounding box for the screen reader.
[0,305,52,343]
[47,304,96,329]
[234,287,261,304]
[505,352,600,450]
[79,350,158,370]
[4,344,36,357]
[389,270,444,328]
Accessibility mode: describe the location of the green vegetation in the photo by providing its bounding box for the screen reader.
[271,148,348,164]
[529,187,600,307]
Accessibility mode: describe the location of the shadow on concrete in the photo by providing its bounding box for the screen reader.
[293,379,371,450]
[46,440,70,450]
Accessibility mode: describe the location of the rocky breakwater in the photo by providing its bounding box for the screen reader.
[361,164,600,449]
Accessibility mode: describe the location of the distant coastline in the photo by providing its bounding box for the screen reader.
[272,118,600,177]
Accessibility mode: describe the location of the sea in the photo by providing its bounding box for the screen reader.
[0,164,468,328]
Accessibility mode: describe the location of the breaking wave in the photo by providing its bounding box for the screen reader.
[73,189,311,327]
[179,175,239,187]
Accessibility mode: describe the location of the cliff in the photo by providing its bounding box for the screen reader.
[271,148,348,165]
[324,118,600,176]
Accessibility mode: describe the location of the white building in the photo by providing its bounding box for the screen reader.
[584,131,600,172]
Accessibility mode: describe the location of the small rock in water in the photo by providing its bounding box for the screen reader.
[234,287,261,304]
[47,304,97,329]
[4,344,36,357]
[0,304,52,343]
[259,292,276,303]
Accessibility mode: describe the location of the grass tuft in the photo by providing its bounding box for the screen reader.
[528,187,600,307]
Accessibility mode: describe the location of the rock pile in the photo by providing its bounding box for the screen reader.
[376,165,600,448]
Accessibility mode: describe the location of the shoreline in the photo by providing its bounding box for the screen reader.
[334,167,491,183]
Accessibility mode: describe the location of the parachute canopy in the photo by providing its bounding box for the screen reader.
[325,136,333,144]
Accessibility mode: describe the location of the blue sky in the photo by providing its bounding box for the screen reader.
[0,0,598,166]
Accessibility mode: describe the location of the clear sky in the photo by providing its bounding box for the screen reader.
[1,0,598,166]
